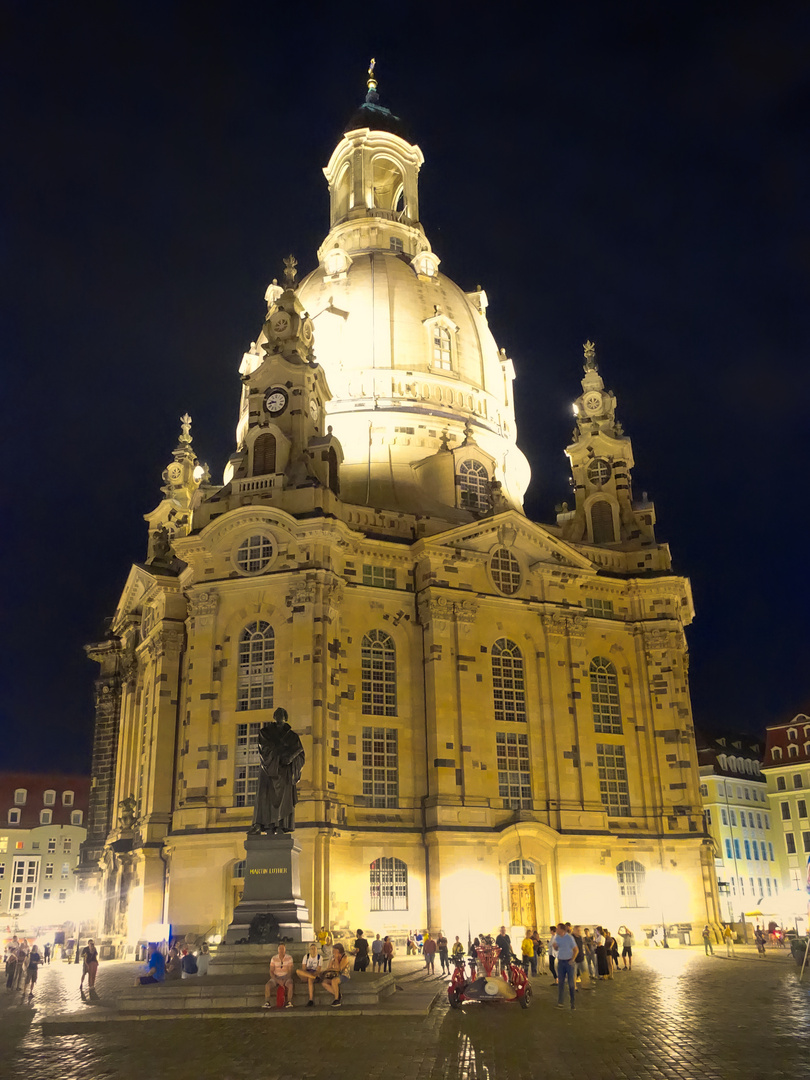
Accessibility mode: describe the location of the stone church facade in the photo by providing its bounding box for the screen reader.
[80,71,721,949]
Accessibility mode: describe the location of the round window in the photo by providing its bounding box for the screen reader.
[587,458,612,486]
[235,534,274,575]
[491,547,521,595]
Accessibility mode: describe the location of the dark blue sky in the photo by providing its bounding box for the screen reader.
[2,1,809,771]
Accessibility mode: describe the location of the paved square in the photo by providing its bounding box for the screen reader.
[1,947,807,1080]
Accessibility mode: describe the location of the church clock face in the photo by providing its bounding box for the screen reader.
[167,463,182,482]
[584,392,602,413]
[302,318,314,345]
[264,387,289,417]
[309,399,319,423]
[270,312,291,337]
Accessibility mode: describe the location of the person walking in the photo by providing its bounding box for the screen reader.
[382,935,394,973]
[79,940,99,990]
[43,943,51,965]
[552,923,579,1010]
[5,945,19,991]
[723,924,734,957]
[371,933,383,971]
[423,933,437,974]
[702,926,714,956]
[495,926,512,973]
[23,945,41,999]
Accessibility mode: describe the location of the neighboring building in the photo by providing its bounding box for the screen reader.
[696,733,777,924]
[762,713,810,918]
[82,71,721,953]
[0,773,89,930]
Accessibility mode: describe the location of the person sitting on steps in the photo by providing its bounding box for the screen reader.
[320,943,351,1008]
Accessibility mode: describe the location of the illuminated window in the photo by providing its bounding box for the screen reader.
[362,565,396,589]
[43,790,56,806]
[616,860,646,908]
[369,857,408,911]
[586,597,614,618]
[590,657,622,734]
[586,458,612,486]
[0,838,6,853]
[362,727,398,808]
[786,833,796,854]
[496,731,531,809]
[10,858,39,912]
[492,639,526,724]
[597,743,630,817]
[14,789,26,806]
[234,722,261,807]
[491,548,521,595]
[458,460,490,513]
[253,433,277,476]
[71,811,83,826]
[508,859,535,876]
[61,863,69,878]
[361,631,397,716]
[8,809,20,825]
[237,622,274,711]
[62,791,74,807]
[590,499,615,544]
[432,325,453,370]
[40,810,52,825]
[236,534,274,575]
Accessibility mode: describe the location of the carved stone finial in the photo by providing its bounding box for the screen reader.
[583,340,597,372]
[462,420,476,446]
[283,254,298,288]
[179,413,192,444]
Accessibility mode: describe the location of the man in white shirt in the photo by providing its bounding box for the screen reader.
[619,926,634,970]
[264,942,295,1008]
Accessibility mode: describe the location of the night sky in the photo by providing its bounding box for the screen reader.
[3,2,809,773]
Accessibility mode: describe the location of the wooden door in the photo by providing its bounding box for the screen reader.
[510,883,537,928]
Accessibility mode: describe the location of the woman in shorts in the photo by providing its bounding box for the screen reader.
[320,943,351,1007]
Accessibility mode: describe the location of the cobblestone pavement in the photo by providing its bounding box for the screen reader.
[1,946,807,1080]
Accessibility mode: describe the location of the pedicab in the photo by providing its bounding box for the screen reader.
[447,940,532,1009]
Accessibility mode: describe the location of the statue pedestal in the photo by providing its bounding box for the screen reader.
[225,832,314,945]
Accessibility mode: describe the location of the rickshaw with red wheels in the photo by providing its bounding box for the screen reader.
[447,941,532,1008]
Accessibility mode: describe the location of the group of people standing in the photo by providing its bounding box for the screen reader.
[4,937,46,998]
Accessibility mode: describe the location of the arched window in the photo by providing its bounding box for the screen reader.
[233,860,246,879]
[789,744,799,758]
[617,860,646,908]
[253,433,277,475]
[369,857,408,911]
[361,631,397,716]
[43,790,56,806]
[71,810,83,826]
[590,657,622,734]
[237,622,274,711]
[432,325,452,370]
[62,791,74,806]
[14,789,27,806]
[458,459,490,513]
[334,162,351,220]
[507,859,535,876]
[40,810,52,825]
[771,747,782,760]
[8,809,20,825]
[590,499,615,544]
[328,447,340,496]
[492,639,526,723]
[371,157,405,213]
[491,548,521,595]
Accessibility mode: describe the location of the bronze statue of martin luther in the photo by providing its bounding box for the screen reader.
[248,707,305,835]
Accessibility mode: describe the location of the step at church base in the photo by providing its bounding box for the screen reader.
[116,970,397,1013]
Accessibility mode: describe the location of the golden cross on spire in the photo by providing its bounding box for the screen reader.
[367,57,377,92]
[179,412,192,443]
[283,254,298,288]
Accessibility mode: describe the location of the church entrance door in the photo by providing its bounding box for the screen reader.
[510,882,537,928]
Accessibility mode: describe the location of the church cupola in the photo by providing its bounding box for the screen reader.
[319,61,430,264]
[556,342,657,549]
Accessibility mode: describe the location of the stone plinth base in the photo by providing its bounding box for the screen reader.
[225,832,314,945]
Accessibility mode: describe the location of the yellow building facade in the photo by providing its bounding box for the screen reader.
[84,74,721,951]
